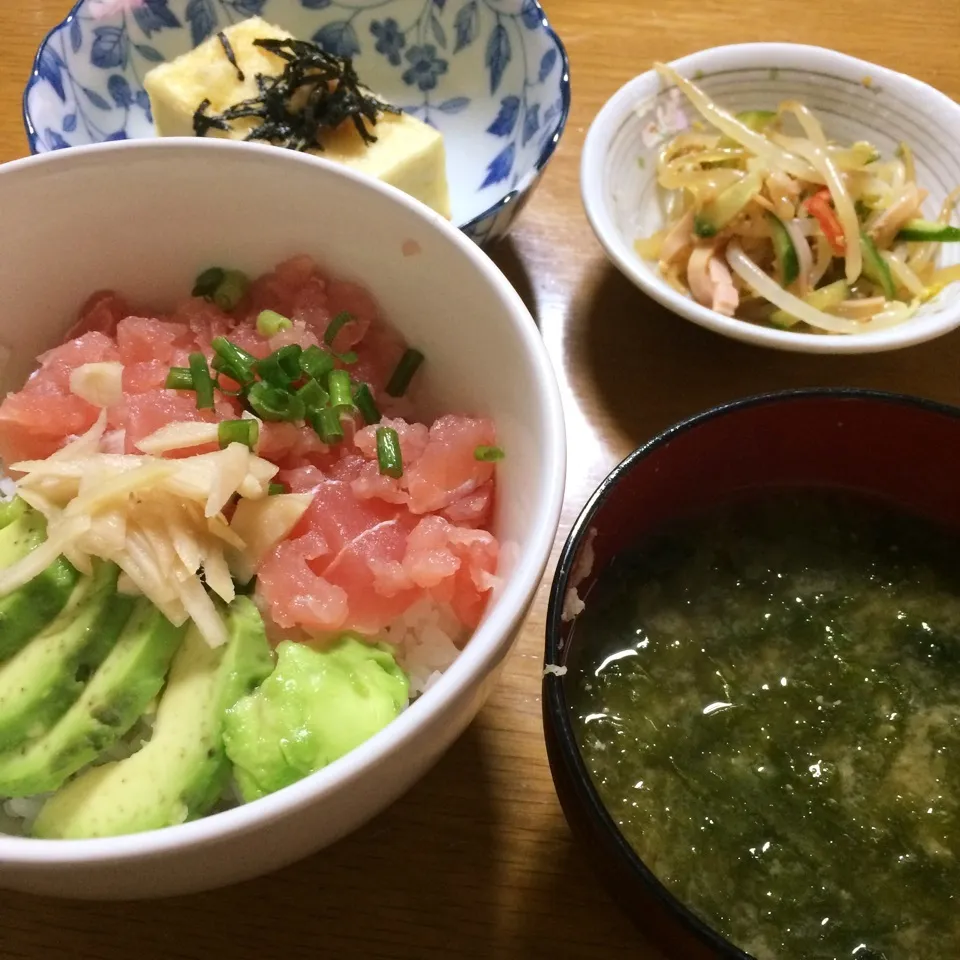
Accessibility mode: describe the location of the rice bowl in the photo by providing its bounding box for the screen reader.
[0,138,564,898]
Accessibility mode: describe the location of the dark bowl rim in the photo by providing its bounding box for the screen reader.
[543,386,960,960]
[21,0,572,237]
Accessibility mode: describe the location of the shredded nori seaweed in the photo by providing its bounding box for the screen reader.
[192,98,231,137]
[217,30,245,82]
[192,37,400,152]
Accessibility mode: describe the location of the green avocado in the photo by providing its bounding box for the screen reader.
[0,504,81,662]
[0,561,132,751]
[0,496,26,530]
[223,636,409,802]
[0,600,185,797]
[33,597,274,840]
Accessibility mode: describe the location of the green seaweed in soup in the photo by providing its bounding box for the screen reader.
[569,491,960,960]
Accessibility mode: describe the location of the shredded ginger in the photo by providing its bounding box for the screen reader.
[3,413,311,647]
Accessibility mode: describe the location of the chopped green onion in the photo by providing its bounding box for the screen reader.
[192,267,225,299]
[296,378,329,412]
[218,419,259,450]
[376,426,403,478]
[335,349,358,365]
[353,383,381,425]
[474,445,505,462]
[254,344,303,386]
[385,348,424,397]
[324,311,353,347]
[211,336,256,385]
[212,269,249,312]
[328,369,353,412]
[299,345,335,381]
[188,353,215,410]
[257,309,292,338]
[310,407,344,444]
[268,483,286,496]
[165,367,194,391]
[247,381,305,422]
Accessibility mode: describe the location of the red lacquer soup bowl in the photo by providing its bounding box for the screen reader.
[542,389,960,959]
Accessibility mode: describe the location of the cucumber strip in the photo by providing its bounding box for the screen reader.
[769,280,849,329]
[736,110,777,131]
[766,213,800,287]
[895,219,960,242]
[694,171,764,238]
[718,111,777,148]
[860,233,896,299]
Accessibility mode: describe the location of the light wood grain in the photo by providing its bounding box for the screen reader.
[2,2,960,957]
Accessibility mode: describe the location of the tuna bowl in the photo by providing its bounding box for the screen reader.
[22,0,571,247]
[0,138,565,899]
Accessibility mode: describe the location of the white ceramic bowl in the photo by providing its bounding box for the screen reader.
[0,138,565,899]
[581,43,960,354]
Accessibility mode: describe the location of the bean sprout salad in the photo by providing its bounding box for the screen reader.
[636,63,960,334]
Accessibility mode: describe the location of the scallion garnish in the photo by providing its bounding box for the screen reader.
[324,311,353,347]
[300,344,335,381]
[188,353,215,410]
[192,267,225,299]
[353,383,381,425]
[212,269,249,312]
[296,378,329,412]
[247,381,306,422]
[310,407,343,444]
[376,426,403,478]
[218,419,259,450]
[254,344,303,386]
[385,348,424,397]
[165,367,194,391]
[474,445,505,462]
[257,309,292,338]
[328,369,353,412]
[268,482,286,496]
[211,336,256,386]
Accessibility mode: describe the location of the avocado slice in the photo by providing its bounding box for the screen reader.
[0,506,80,662]
[224,636,409,802]
[0,497,26,531]
[0,561,132,751]
[0,600,185,797]
[33,597,273,840]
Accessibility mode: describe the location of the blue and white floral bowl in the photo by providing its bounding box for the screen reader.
[22,0,570,246]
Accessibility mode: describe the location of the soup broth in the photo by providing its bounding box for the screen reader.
[569,491,960,960]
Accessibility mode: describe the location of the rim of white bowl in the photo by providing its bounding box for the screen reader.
[581,42,960,355]
[21,0,573,237]
[0,137,567,864]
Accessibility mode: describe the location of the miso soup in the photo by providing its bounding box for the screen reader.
[570,491,960,960]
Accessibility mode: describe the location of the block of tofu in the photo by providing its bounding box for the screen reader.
[144,16,451,219]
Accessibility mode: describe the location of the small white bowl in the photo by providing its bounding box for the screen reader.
[0,138,565,899]
[581,43,960,354]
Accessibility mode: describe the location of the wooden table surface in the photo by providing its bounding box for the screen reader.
[2,1,960,957]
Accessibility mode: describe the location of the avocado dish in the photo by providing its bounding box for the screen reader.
[0,501,411,840]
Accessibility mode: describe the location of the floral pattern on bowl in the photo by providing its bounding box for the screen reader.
[22,0,571,246]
